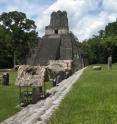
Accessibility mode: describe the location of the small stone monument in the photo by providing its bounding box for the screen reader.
[108,56,112,70]
[2,72,9,86]
[93,66,102,70]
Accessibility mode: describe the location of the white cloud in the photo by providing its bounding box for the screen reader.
[103,0,117,13]
[0,0,117,41]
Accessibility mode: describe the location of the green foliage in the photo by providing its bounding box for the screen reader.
[80,21,117,64]
[48,64,117,124]
[105,21,117,36]
[0,26,13,67]
[0,11,38,68]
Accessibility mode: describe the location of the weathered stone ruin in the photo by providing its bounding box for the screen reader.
[15,65,48,106]
[27,10,84,71]
[15,65,47,87]
[47,60,73,84]
[47,60,72,72]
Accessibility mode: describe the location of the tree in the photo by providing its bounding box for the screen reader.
[105,21,117,36]
[0,11,38,67]
[80,21,117,64]
[0,25,13,68]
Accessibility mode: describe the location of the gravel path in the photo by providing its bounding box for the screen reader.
[1,68,86,124]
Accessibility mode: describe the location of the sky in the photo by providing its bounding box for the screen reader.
[0,0,117,42]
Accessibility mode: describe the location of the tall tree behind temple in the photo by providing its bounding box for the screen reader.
[0,25,13,68]
[0,11,38,67]
[105,21,117,36]
[80,21,117,64]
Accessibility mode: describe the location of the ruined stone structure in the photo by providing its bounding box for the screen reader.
[45,11,69,36]
[27,11,84,70]
[16,65,48,105]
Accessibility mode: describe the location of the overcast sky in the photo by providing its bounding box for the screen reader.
[0,0,117,42]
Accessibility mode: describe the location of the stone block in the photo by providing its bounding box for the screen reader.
[93,66,102,70]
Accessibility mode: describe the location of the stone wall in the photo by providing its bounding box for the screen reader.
[45,10,69,36]
[50,11,69,28]
[48,60,73,71]
[45,28,68,35]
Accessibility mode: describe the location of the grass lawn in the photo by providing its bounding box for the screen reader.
[0,69,20,122]
[48,64,117,124]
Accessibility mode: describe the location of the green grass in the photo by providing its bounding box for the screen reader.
[48,64,117,124]
[44,81,53,90]
[0,69,20,122]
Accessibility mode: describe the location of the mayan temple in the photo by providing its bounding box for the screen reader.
[27,10,84,70]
